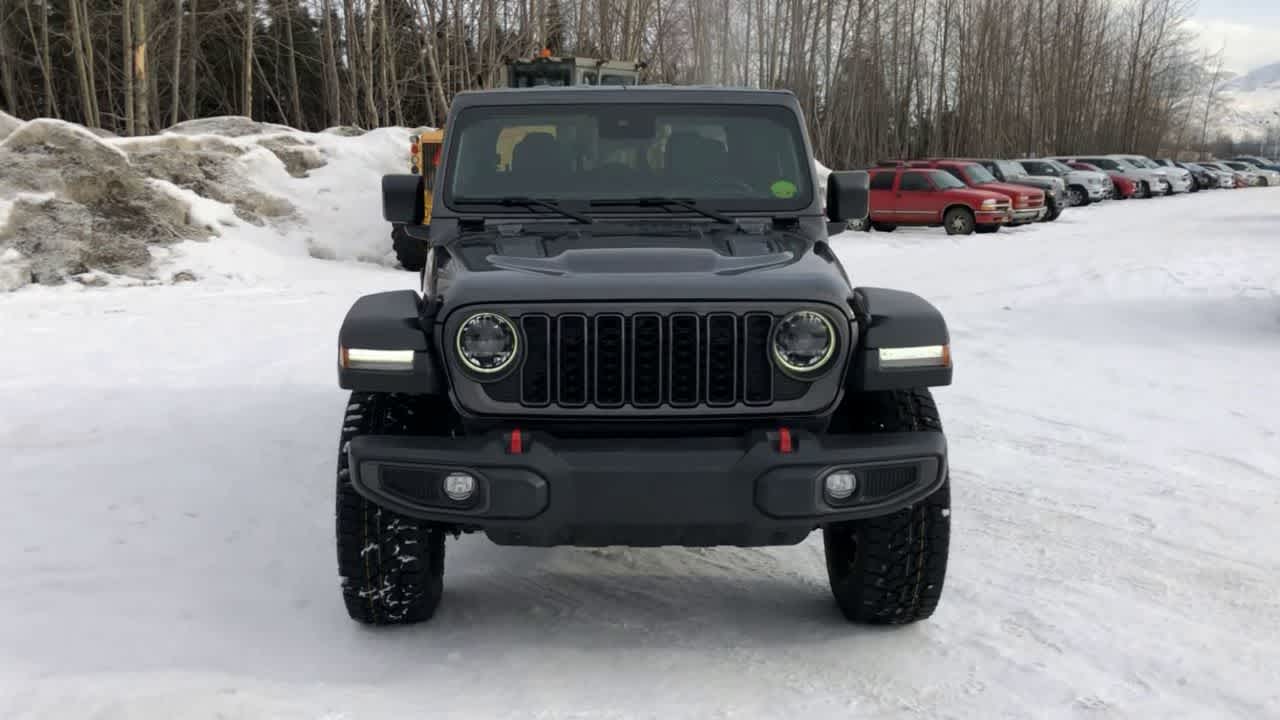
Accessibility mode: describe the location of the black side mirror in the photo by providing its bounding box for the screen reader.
[827,170,869,223]
[382,174,425,224]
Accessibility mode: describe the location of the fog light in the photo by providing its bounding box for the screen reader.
[824,470,857,501]
[443,472,476,501]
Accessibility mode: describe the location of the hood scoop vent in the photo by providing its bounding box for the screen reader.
[487,246,794,276]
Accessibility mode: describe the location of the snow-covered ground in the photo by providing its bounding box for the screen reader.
[2,167,1279,716]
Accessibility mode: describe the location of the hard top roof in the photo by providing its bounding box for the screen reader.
[449,85,801,109]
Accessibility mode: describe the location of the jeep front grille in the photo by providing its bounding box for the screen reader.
[507,311,782,409]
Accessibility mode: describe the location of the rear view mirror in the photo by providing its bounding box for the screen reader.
[827,171,869,223]
[382,174,425,224]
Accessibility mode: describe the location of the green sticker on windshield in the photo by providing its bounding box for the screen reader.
[771,180,798,198]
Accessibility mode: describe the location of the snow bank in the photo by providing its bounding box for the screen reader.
[0,111,20,141]
[0,115,420,291]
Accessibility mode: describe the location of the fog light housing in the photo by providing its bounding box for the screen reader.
[443,472,476,501]
[824,470,857,501]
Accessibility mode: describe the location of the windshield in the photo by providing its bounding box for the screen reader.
[961,165,998,184]
[1048,160,1078,174]
[1021,160,1060,176]
[445,103,813,213]
[508,62,574,87]
[1112,158,1138,169]
[996,160,1027,177]
[1130,157,1158,169]
[930,170,967,190]
[1086,158,1121,170]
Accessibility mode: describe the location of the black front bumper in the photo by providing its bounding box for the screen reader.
[347,429,947,547]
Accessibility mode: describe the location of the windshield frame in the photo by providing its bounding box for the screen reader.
[440,102,816,218]
[1021,160,1062,176]
[929,170,968,190]
[995,160,1027,178]
[960,164,997,185]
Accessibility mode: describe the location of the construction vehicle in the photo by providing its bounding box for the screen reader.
[390,50,646,271]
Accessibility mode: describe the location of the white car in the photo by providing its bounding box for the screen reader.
[1201,161,1254,188]
[1021,158,1109,205]
[1222,161,1280,186]
[1063,155,1167,198]
[1114,155,1192,195]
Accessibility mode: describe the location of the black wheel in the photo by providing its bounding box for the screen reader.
[336,392,452,625]
[943,207,974,235]
[823,388,951,625]
[1164,183,1175,196]
[391,224,426,272]
[1044,203,1062,221]
[1139,181,1152,198]
[870,222,898,233]
[974,224,1000,234]
[1068,185,1089,206]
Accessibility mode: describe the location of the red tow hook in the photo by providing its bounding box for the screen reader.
[507,428,524,455]
[777,427,794,454]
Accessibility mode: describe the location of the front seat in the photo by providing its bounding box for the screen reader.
[666,132,730,185]
[509,132,564,182]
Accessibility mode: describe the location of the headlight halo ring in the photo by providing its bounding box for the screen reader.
[455,311,520,376]
[770,309,838,377]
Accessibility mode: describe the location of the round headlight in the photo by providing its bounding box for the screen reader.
[772,310,836,375]
[456,312,518,374]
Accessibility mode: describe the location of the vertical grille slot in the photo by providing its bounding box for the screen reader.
[558,315,588,407]
[743,313,774,405]
[668,314,700,406]
[705,314,737,406]
[519,315,551,406]
[501,306,798,410]
[632,313,663,407]
[594,315,625,407]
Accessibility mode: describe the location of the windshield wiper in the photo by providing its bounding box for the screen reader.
[454,196,592,224]
[590,197,735,225]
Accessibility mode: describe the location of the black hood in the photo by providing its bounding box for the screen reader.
[436,222,854,314]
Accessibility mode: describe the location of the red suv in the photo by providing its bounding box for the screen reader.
[864,165,1012,234]
[914,160,1047,225]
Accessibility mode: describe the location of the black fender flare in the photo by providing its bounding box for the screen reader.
[337,290,444,394]
[847,287,953,391]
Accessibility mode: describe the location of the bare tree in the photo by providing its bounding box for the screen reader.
[243,0,255,117]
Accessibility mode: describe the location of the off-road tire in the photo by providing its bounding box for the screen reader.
[336,392,449,625]
[943,207,974,235]
[391,224,426,272]
[871,222,898,233]
[1068,185,1089,206]
[823,388,951,625]
[1044,203,1062,221]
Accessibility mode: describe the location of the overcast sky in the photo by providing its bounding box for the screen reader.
[1189,0,1280,75]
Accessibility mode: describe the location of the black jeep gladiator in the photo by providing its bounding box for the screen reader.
[335,86,955,626]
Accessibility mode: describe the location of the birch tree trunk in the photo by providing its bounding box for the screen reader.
[186,0,198,120]
[169,0,182,126]
[123,0,135,134]
[285,0,304,127]
[242,0,255,117]
[134,0,150,134]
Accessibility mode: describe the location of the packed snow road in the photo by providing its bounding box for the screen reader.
[1,189,1278,719]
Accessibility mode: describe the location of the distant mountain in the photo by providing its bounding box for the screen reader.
[1226,61,1280,92]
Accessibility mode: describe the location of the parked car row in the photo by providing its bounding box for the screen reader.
[849,152,1277,235]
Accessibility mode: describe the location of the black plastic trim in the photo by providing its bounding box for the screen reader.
[848,287,952,390]
[337,290,443,394]
[345,426,947,547]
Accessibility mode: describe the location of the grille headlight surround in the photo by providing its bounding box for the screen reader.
[456,312,519,375]
[771,310,837,376]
